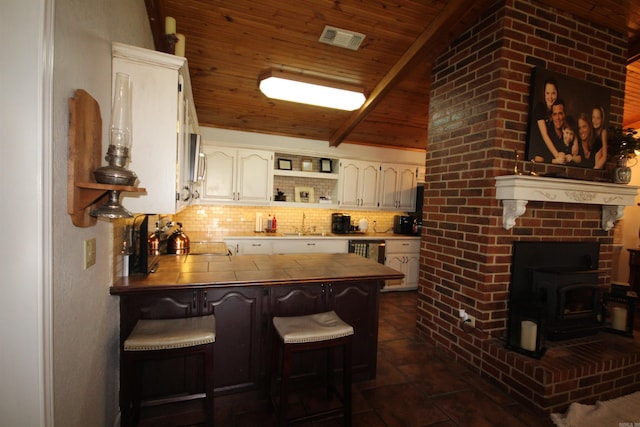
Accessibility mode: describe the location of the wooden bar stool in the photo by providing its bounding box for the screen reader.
[270,311,354,426]
[120,315,216,427]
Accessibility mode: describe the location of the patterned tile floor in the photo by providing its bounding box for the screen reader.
[215,291,555,427]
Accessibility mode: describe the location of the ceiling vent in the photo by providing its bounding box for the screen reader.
[319,25,365,51]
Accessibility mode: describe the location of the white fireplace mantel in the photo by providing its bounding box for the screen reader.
[495,175,639,231]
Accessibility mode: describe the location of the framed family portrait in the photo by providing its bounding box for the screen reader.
[525,67,611,169]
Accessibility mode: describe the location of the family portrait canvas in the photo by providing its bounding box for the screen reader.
[525,67,612,169]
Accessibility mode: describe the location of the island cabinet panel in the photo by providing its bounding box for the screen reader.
[203,287,266,395]
[117,280,383,398]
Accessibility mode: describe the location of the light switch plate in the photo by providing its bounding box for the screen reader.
[84,238,96,269]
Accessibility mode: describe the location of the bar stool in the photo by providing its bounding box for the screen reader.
[270,311,354,426]
[120,315,216,427]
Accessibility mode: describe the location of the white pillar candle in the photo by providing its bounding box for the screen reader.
[520,320,537,351]
[611,306,627,331]
[175,33,186,57]
[165,16,176,34]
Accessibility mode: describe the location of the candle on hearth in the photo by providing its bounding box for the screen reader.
[611,307,627,331]
[520,320,537,351]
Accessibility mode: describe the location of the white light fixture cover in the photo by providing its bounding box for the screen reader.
[258,70,365,111]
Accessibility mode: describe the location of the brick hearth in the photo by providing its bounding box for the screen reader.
[482,331,640,414]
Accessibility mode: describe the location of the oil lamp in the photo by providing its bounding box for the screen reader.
[91,72,138,218]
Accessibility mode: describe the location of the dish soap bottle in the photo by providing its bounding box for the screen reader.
[267,214,273,230]
[272,215,277,230]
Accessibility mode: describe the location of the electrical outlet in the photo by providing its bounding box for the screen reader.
[84,238,96,269]
[465,314,476,328]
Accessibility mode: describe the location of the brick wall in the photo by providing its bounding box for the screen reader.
[418,0,628,373]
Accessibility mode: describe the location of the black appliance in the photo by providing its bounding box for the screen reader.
[393,215,419,235]
[348,240,386,265]
[332,213,351,234]
[129,215,159,275]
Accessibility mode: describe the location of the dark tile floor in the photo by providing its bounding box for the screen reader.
[216,291,555,427]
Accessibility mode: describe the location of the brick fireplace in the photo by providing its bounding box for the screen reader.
[417,0,640,414]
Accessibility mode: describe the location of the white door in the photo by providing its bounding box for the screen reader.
[201,146,237,202]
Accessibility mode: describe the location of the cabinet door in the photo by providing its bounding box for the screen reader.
[360,162,380,209]
[396,165,417,211]
[237,149,273,203]
[201,146,237,202]
[384,254,407,290]
[379,165,399,209]
[204,287,265,394]
[379,164,417,210]
[327,281,380,379]
[339,160,379,208]
[404,253,420,288]
[338,160,361,207]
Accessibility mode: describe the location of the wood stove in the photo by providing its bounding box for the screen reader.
[509,242,602,341]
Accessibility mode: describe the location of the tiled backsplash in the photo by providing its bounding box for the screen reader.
[173,205,406,237]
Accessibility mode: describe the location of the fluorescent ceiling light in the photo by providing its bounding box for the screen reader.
[258,70,365,111]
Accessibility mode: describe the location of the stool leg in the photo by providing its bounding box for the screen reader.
[278,344,292,427]
[268,333,280,412]
[204,344,215,427]
[343,341,352,427]
[326,347,334,400]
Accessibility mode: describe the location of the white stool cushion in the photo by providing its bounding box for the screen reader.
[124,315,216,351]
[273,311,354,344]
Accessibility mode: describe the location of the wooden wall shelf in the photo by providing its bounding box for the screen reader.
[67,89,145,227]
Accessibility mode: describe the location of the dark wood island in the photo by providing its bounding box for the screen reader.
[110,253,403,408]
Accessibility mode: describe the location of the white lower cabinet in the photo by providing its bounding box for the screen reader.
[384,239,420,291]
[272,239,348,254]
[224,239,273,255]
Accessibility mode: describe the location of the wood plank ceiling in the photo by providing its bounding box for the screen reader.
[145,0,640,151]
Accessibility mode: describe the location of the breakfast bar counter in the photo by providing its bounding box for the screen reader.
[111,253,403,399]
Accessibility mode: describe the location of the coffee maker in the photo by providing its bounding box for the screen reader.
[331,213,351,234]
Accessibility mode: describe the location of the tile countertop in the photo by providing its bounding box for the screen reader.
[187,231,420,242]
[110,253,405,293]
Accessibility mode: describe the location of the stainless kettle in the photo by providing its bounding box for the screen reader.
[167,222,190,254]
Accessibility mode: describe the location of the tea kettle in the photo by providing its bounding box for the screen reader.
[167,222,190,255]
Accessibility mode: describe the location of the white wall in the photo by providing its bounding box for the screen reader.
[1,1,52,426]
[51,2,152,425]
[0,1,154,426]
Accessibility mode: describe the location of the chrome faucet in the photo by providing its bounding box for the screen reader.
[301,212,308,234]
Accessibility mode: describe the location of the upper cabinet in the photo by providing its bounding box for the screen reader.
[113,43,199,214]
[200,145,274,204]
[379,164,418,211]
[338,160,380,209]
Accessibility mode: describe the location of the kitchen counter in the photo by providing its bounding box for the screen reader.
[110,253,403,406]
[111,253,403,294]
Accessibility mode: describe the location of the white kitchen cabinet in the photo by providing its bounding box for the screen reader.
[384,239,420,291]
[338,159,380,209]
[379,164,418,211]
[223,239,273,255]
[112,42,199,214]
[200,145,274,204]
[272,239,348,254]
